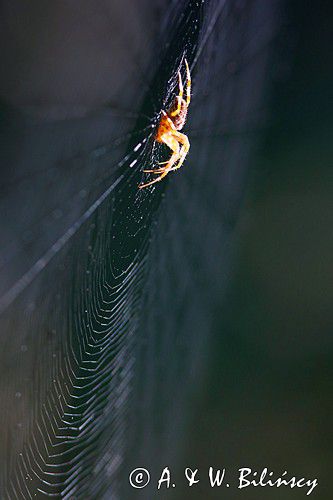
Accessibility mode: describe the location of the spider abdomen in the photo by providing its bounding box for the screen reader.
[169,99,187,130]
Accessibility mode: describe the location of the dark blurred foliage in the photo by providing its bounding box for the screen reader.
[177,2,333,499]
[0,1,332,499]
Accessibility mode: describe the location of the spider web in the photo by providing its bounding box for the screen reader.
[0,0,284,498]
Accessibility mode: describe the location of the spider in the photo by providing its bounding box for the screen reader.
[139,59,191,189]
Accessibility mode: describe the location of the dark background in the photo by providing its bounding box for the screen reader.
[174,2,333,499]
[0,1,332,498]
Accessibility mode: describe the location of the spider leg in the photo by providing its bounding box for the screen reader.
[147,161,178,174]
[144,148,185,174]
[170,70,183,117]
[143,160,169,173]
[185,58,191,106]
[139,134,180,188]
[166,131,190,171]
[142,115,178,174]
[144,130,190,176]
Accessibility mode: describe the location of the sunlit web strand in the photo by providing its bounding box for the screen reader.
[0,176,123,315]
[0,128,153,277]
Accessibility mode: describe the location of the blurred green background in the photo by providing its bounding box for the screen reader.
[0,1,331,498]
[179,2,332,499]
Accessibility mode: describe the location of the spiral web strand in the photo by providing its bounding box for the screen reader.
[0,1,283,498]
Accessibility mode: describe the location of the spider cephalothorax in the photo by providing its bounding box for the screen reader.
[139,59,191,189]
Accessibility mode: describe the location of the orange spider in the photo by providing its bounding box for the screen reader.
[139,59,191,189]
